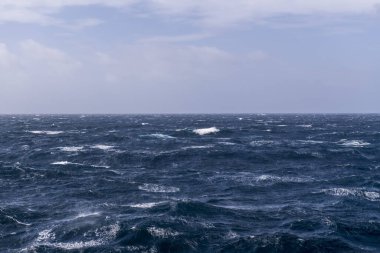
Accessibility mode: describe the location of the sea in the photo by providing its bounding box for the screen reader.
[0,114,379,253]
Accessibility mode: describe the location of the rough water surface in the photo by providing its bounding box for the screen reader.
[0,114,379,253]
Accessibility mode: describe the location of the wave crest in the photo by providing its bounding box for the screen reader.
[193,127,220,136]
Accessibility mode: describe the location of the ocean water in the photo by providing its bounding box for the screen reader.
[0,114,379,253]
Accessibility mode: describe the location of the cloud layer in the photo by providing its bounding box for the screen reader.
[0,1,379,113]
[1,0,379,26]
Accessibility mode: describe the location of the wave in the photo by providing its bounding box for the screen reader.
[147,226,180,238]
[298,124,313,128]
[128,202,166,208]
[90,164,111,169]
[30,224,119,250]
[339,140,370,147]
[27,130,64,135]
[193,127,220,135]
[250,140,278,147]
[182,145,214,150]
[138,183,180,193]
[296,140,325,145]
[90,145,115,150]
[218,141,236,146]
[51,161,83,166]
[256,174,311,183]
[143,133,176,139]
[74,212,101,219]
[209,173,311,186]
[322,188,380,201]
[5,215,31,226]
[58,146,84,152]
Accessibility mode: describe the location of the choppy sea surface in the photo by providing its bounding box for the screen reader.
[0,114,379,253]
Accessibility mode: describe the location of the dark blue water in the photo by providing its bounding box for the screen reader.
[0,114,379,253]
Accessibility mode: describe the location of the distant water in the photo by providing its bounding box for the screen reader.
[0,114,379,253]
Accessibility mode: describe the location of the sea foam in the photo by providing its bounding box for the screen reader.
[193,127,220,135]
[322,188,380,201]
[145,133,176,139]
[91,145,115,150]
[51,161,83,166]
[339,140,370,147]
[58,146,84,152]
[138,183,180,193]
[27,131,64,135]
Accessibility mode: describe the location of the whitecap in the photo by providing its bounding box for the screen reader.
[138,183,180,193]
[182,145,214,150]
[193,127,220,136]
[91,145,115,150]
[58,146,84,152]
[36,229,55,242]
[30,224,120,250]
[225,231,239,239]
[298,124,312,128]
[145,134,175,139]
[297,140,325,145]
[250,140,277,147]
[107,169,123,175]
[90,164,111,169]
[147,226,179,238]
[218,142,236,146]
[51,161,83,166]
[339,140,370,147]
[141,123,149,126]
[322,188,380,201]
[74,212,101,219]
[27,130,64,135]
[5,215,31,226]
[129,202,165,208]
[256,174,308,183]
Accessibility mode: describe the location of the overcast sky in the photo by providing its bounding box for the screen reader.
[1,1,379,113]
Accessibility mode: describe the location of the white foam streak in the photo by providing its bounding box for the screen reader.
[182,145,214,150]
[138,183,180,193]
[58,146,84,152]
[90,164,111,169]
[250,140,277,147]
[147,227,179,238]
[339,140,370,147]
[51,161,83,166]
[27,130,64,135]
[146,133,176,139]
[322,188,380,201]
[31,224,120,250]
[91,145,115,150]
[74,212,101,219]
[129,202,165,208]
[5,215,31,226]
[193,127,220,135]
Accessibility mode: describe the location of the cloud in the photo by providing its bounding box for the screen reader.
[148,0,380,27]
[19,40,82,74]
[138,33,212,43]
[0,40,82,88]
[0,0,135,26]
[0,43,16,67]
[95,44,235,84]
[0,0,379,27]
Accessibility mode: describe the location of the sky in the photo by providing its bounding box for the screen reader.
[0,0,379,113]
